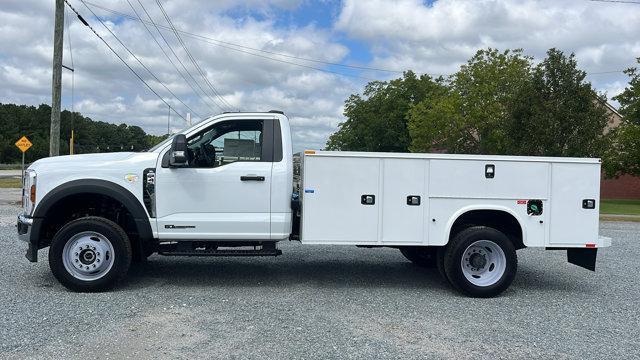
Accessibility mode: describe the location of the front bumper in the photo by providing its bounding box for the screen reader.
[17,214,38,262]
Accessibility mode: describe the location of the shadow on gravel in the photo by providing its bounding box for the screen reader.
[125,258,451,292]
[512,265,598,294]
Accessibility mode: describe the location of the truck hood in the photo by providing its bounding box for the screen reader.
[29,152,159,173]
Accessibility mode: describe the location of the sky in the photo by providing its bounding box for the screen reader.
[0,0,639,152]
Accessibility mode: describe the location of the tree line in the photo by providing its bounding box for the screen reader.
[327,48,640,177]
[0,103,167,164]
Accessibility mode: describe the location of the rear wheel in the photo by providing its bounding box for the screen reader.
[444,226,517,297]
[49,216,132,292]
[399,247,437,268]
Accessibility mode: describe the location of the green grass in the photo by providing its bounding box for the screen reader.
[600,199,640,216]
[0,177,21,188]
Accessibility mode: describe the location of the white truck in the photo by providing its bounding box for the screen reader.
[17,111,610,297]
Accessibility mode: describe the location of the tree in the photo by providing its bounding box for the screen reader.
[408,49,533,154]
[0,103,166,163]
[408,48,610,158]
[604,58,640,177]
[603,123,640,177]
[613,58,640,125]
[326,71,446,152]
[505,49,609,157]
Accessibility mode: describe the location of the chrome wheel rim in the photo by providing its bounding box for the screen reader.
[62,231,115,281]
[460,240,506,287]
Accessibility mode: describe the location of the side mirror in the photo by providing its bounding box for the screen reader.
[169,134,188,167]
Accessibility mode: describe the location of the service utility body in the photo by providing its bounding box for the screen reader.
[17,111,611,297]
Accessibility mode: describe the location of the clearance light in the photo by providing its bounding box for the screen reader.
[30,185,36,204]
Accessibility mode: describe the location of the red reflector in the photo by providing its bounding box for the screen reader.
[586,243,596,248]
[517,200,527,205]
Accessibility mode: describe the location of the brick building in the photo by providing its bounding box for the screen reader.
[598,100,640,200]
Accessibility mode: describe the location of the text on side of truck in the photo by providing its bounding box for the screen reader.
[17,111,611,297]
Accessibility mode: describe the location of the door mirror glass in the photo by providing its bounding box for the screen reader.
[169,134,189,167]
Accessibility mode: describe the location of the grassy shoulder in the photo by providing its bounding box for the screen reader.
[600,199,640,216]
[0,177,21,188]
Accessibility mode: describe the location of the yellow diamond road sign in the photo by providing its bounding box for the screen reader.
[15,136,33,153]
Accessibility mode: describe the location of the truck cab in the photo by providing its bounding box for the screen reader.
[151,112,293,241]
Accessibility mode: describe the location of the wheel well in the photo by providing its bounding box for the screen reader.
[39,193,143,254]
[449,210,525,250]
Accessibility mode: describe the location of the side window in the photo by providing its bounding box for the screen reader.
[187,120,264,168]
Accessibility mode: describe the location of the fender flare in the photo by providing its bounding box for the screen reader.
[32,179,153,248]
[444,204,526,246]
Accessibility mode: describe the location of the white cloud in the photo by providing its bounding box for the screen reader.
[0,0,355,152]
[0,0,638,153]
[336,0,640,96]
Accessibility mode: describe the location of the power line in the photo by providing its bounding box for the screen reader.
[78,0,201,119]
[125,0,216,114]
[156,0,234,111]
[133,0,226,113]
[63,0,188,122]
[82,2,628,79]
[83,1,408,75]
[82,2,391,80]
[586,70,628,75]
[588,0,640,4]
[64,6,75,129]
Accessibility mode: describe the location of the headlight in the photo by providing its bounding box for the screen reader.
[23,169,37,216]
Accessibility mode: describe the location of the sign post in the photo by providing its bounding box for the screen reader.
[15,136,33,187]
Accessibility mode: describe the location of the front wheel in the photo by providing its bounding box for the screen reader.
[443,226,517,298]
[49,217,132,292]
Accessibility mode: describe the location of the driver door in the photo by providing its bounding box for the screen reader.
[154,119,273,240]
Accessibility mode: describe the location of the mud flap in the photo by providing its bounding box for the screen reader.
[567,248,597,271]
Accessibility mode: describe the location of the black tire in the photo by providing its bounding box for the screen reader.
[399,247,437,268]
[443,226,517,298]
[49,216,132,292]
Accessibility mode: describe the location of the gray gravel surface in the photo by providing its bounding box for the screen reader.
[1,203,639,359]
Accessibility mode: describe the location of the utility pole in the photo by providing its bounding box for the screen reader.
[167,106,171,135]
[50,0,65,157]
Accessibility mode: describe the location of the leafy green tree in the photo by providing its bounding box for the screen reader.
[604,58,640,177]
[408,49,533,154]
[603,123,640,177]
[613,58,640,125]
[408,48,609,158]
[505,49,609,157]
[326,71,446,152]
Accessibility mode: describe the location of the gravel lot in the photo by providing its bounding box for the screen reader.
[1,203,638,359]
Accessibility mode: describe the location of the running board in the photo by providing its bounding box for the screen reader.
[157,242,282,257]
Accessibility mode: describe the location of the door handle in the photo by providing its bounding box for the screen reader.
[240,175,265,181]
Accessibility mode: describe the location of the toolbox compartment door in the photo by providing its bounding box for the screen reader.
[301,156,380,244]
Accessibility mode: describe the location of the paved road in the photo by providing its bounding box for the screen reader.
[0,170,21,179]
[1,203,638,359]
